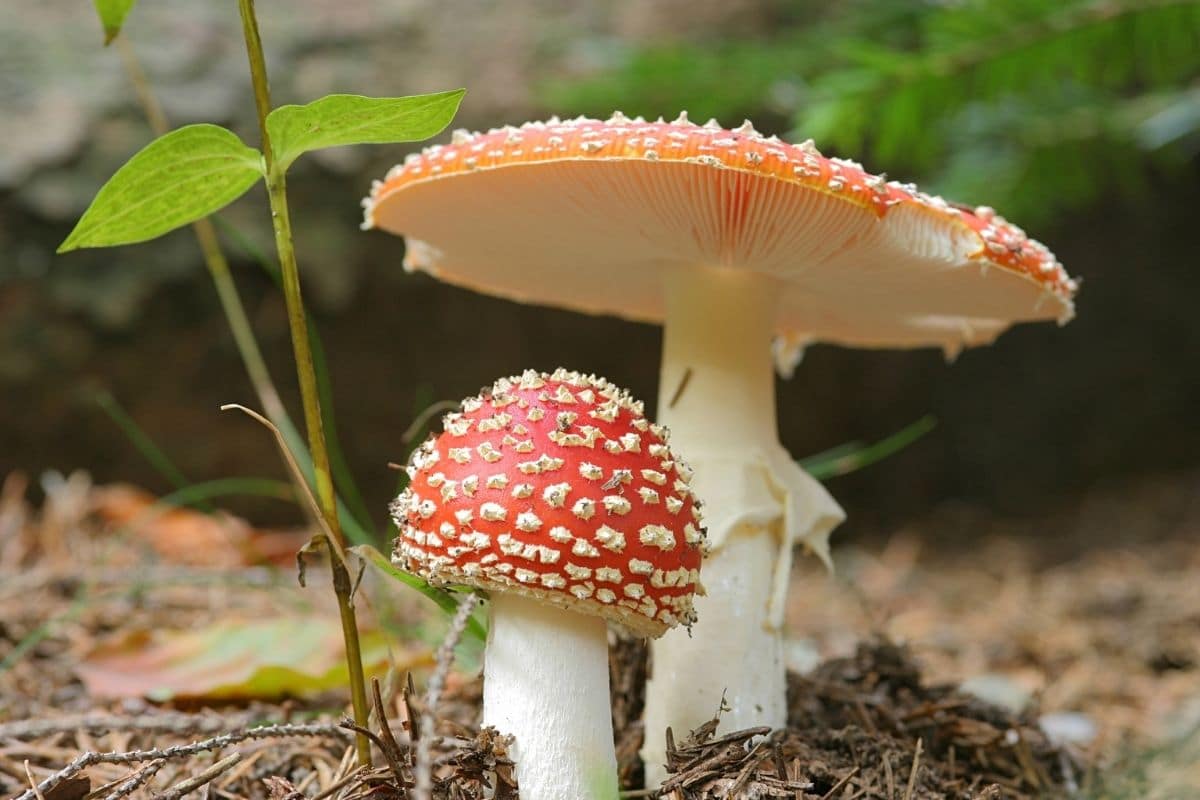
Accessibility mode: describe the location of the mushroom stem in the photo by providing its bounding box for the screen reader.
[482,592,619,800]
[642,266,786,785]
[658,266,779,446]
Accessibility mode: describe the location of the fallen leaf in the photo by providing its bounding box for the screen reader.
[77,617,431,701]
[91,483,305,567]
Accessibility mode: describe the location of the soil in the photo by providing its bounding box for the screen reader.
[2,470,1198,799]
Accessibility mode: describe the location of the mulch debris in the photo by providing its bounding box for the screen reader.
[4,469,1199,798]
[613,639,1072,799]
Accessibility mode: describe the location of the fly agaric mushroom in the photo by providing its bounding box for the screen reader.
[365,114,1078,784]
[392,369,704,800]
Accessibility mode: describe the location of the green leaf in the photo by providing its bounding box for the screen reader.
[800,415,937,480]
[59,124,263,253]
[93,0,138,45]
[155,478,297,508]
[92,388,198,503]
[266,90,466,170]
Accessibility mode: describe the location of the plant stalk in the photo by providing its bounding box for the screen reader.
[114,34,298,460]
[236,0,372,767]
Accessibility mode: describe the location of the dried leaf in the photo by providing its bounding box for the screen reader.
[91,483,303,567]
[77,617,430,701]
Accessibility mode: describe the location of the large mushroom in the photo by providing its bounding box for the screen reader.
[365,114,1078,783]
[392,368,704,800]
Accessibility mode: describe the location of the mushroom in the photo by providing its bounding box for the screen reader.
[366,114,1078,784]
[392,368,704,800]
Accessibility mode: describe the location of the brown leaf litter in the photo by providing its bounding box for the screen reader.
[3,469,1199,798]
[612,638,1072,799]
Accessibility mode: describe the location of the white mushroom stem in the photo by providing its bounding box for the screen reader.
[482,592,619,800]
[642,266,842,787]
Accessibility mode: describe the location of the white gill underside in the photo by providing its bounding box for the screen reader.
[640,267,844,789]
[482,593,619,800]
[378,160,1070,353]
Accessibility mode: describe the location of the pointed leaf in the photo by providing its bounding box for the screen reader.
[93,0,138,45]
[266,90,466,170]
[59,124,263,253]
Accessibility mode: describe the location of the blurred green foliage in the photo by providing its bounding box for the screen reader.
[544,0,1200,224]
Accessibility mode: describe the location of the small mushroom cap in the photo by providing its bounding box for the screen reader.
[391,368,705,638]
[365,114,1077,355]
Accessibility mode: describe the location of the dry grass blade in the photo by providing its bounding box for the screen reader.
[23,761,47,800]
[902,738,922,800]
[218,404,350,569]
[371,678,408,777]
[660,721,809,798]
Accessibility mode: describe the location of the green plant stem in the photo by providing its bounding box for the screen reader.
[236,0,371,767]
[114,33,301,479]
[93,388,197,500]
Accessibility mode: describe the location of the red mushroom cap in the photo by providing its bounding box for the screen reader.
[392,369,705,638]
[364,113,1077,355]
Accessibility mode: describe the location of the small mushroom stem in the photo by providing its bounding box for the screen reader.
[642,266,786,786]
[482,593,620,800]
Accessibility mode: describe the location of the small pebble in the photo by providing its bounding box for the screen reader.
[1039,712,1098,746]
[959,674,1032,713]
[784,638,821,674]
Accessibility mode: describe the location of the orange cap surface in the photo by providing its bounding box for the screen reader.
[365,113,1076,354]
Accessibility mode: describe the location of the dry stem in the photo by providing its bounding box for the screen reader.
[13,722,348,800]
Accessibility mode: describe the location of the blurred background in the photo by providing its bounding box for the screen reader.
[2,0,1198,543]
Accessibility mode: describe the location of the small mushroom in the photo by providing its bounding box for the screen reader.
[366,114,1078,785]
[392,369,704,800]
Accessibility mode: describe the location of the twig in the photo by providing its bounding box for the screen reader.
[15,722,348,800]
[337,719,405,788]
[262,776,305,800]
[726,739,769,796]
[819,767,860,800]
[0,713,267,741]
[414,593,479,800]
[23,761,46,800]
[97,758,167,800]
[369,679,408,782]
[402,672,422,742]
[309,765,367,800]
[151,753,242,800]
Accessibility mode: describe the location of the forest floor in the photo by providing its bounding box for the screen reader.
[1,469,1197,799]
